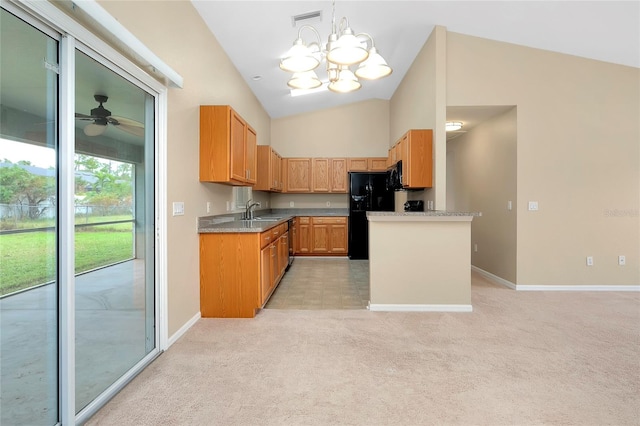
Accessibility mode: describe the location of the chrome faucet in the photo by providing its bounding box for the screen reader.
[244,199,260,220]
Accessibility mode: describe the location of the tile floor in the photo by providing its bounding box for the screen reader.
[265,258,369,310]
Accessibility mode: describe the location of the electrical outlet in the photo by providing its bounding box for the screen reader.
[290,201,295,207]
[226,201,230,211]
[326,201,331,207]
[586,256,594,266]
[206,202,211,213]
[265,201,269,208]
[474,244,478,253]
[618,255,626,266]
[528,201,539,211]
[507,201,512,211]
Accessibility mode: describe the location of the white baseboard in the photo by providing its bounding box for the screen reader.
[472,265,640,292]
[368,303,473,312]
[517,285,640,292]
[471,265,516,289]
[167,311,201,348]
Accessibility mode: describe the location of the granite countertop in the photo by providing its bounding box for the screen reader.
[367,211,481,217]
[367,210,481,222]
[198,208,349,233]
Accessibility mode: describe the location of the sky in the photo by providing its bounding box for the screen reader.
[0,138,56,169]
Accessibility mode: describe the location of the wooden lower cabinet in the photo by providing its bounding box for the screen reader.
[200,225,289,318]
[296,217,311,254]
[295,216,348,255]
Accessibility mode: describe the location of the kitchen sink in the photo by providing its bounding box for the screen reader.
[242,217,282,222]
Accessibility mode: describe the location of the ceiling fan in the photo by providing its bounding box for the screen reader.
[75,94,144,137]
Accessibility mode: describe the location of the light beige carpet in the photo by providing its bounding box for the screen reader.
[88,273,640,425]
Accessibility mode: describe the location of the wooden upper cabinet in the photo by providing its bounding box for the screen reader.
[347,158,368,171]
[312,158,346,193]
[402,129,433,189]
[330,158,347,193]
[284,158,311,192]
[245,126,257,184]
[368,157,388,171]
[312,158,330,192]
[255,146,282,192]
[271,149,282,191]
[200,105,257,185]
[348,157,387,172]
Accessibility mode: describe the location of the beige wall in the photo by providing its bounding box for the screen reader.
[389,26,447,210]
[98,0,272,335]
[270,99,389,157]
[447,108,518,283]
[270,99,389,208]
[447,32,639,286]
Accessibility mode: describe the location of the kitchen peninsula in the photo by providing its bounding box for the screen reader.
[367,211,478,312]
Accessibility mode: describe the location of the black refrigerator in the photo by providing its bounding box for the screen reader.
[348,172,394,259]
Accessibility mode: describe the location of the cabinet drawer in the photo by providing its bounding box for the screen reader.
[298,217,310,224]
[261,231,274,248]
[312,216,347,224]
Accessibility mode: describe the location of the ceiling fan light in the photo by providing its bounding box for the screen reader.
[446,121,463,132]
[287,71,322,90]
[84,122,107,136]
[326,28,369,65]
[279,39,321,73]
[355,47,393,80]
[328,68,361,93]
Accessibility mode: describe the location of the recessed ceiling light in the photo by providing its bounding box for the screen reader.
[446,121,463,131]
[252,75,262,81]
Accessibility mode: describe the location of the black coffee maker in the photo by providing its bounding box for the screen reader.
[404,200,424,212]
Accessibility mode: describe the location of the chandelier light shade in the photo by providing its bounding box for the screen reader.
[446,122,463,131]
[355,46,393,80]
[279,38,321,73]
[287,70,323,90]
[328,67,361,93]
[326,25,369,65]
[280,1,392,94]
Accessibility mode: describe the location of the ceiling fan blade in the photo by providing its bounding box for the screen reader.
[109,115,144,128]
[114,122,145,137]
[75,112,96,120]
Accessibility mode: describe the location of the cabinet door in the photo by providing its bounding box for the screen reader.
[260,245,272,305]
[312,158,330,192]
[330,158,347,192]
[368,158,388,171]
[269,243,278,291]
[279,233,288,276]
[311,223,330,253]
[245,125,257,184]
[285,158,311,192]
[297,218,311,254]
[269,149,278,190]
[330,223,348,254]
[230,110,247,183]
[405,129,433,188]
[347,158,368,171]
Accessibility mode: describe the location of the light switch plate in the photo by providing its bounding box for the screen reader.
[528,201,539,211]
[172,202,185,216]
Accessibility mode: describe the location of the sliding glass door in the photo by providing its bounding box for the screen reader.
[0,4,160,424]
[74,50,156,413]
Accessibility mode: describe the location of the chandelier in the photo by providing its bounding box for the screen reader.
[279,1,392,94]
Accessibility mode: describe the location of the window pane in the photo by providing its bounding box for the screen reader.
[74,50,155,413]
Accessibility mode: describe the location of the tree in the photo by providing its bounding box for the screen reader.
[0,163,55,219]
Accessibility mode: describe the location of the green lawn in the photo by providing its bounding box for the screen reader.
[0,225,133,296]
